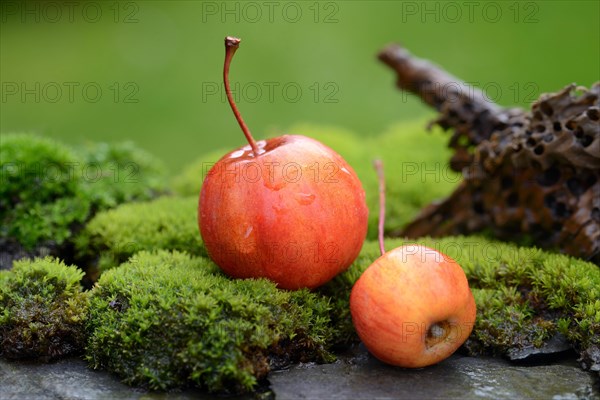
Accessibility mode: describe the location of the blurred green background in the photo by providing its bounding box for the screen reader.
[1,0,598,174]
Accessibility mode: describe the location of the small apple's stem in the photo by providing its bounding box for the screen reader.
[373,159,386,256]
[224,36,259,155]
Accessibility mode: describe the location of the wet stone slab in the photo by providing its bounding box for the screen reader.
[270,345,600,399]
[1,345,599,400]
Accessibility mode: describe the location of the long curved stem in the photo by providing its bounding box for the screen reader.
[373,159,386,256]
[224,36,259,155]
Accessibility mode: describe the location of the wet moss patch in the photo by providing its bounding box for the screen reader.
[0,134,168,269]
[75,196,204,274]
[3,236,598,393]
[86,250,336,393]
[0,257,88,360]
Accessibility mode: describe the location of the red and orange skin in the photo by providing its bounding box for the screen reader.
[199,134,368,290]
[350,244,476,367]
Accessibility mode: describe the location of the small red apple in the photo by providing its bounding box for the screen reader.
[350,161,476,367]
[198,37,368,290]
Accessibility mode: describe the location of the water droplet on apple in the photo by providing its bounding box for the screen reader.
[244,226,253,238]
[296,193,315,205]
[263,179,286,191]
[238,141,267,157]
[230,149,245,158]
[341,167,350,175]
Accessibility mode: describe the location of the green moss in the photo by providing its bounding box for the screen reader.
[78,141,168,209]
[172,120,457,239]
[86,250,335,393]
[322,236,600,362]
[75,196,204,272]
[0,257,88,360]
[0,134,168,266]
[6,233,595,388]
[0,134,91,249]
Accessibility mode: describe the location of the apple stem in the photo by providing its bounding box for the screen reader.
[224,36,259,155]
[373,159,386,256]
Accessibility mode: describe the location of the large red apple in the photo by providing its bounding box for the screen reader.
[350,244,476,367]
[198,37,368,290]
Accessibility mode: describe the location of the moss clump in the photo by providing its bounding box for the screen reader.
[86,250,335,393]
[0,257,88,360]
[0,134,90,251]
[172,120,458,239]
[322,236,600,370]
[5,234,595,389]
[447,239,599,362]
[0,134,168,268]
[78,141,168,209]
[75,196,204,272]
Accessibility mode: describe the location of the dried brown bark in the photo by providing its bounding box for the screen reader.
[379,44,600,264]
